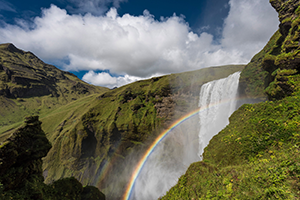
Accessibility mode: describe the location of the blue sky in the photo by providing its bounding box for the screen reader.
[0,0,279,88]
[0,0,229,36]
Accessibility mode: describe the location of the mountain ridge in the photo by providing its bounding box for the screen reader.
[0,43,109,129]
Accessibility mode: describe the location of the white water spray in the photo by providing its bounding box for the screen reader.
[131,72,241,200]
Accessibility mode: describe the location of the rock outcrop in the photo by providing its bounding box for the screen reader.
[240,0,300,100]
[0,116,105,200]
[264,0,300,100]
[0,116,51,191]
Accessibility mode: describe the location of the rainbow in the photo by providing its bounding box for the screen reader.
[121,96,252,200]
[122,105,205,200]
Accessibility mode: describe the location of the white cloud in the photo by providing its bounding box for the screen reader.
[82,71,162,88]
[0,0,279,87]
[221,0,279,57]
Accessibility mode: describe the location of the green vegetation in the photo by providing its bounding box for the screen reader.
[0,116,105,200]
[239,30,282,100]
[40,64,244,189]
[0,41,244,198]
[163,89,300,199]
[1,176,105,200]
[162,0,300,199]
[3,0,300,198]
[0,43,108,127]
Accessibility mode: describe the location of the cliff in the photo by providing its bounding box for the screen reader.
[239,0,300,101]
[0,116,105,200]
[162,0,300,199]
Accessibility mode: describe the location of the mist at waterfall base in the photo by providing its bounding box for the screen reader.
[125,71,242,200]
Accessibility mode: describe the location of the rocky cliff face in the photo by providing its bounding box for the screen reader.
[270,0,300,37]
[239,0,300,100]
[0,116,105,200]
[264,0,300,100]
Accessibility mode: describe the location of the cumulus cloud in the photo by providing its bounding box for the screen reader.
[82,71,162,88]
[0,0,279,88]
[221,0,279,57]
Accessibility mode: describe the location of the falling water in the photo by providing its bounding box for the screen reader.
[198,71,241,157]
[130,72,241,200]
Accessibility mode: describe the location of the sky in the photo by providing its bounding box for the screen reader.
[0,0,279,88]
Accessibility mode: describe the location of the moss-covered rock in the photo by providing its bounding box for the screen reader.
[239,30,282,100]
[0,116,105,200]
[0,116,51,191]
[240,0,300,101]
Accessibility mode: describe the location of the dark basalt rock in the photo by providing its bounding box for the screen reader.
[0,116,105,199]
[0,116,52,190]
[81,185,106,200]
[2,43,25,54]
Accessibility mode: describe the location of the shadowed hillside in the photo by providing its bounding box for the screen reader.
[0,116,105,200]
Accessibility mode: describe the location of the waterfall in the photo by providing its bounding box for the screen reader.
[130,71,241,200]
[198,71,241,158]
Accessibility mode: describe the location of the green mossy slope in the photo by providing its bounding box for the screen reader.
[162,0,300,199]
[163,89,300,199]
[40,65,244,198]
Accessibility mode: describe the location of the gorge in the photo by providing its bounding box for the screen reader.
[1,0,300,199]
[124,71,242,200]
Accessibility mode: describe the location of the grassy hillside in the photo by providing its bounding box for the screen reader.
[39,65,244,199]
[163,88,300,199]
[0,42,244,199]
[0,43,108,129]
[162,0,300,199]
